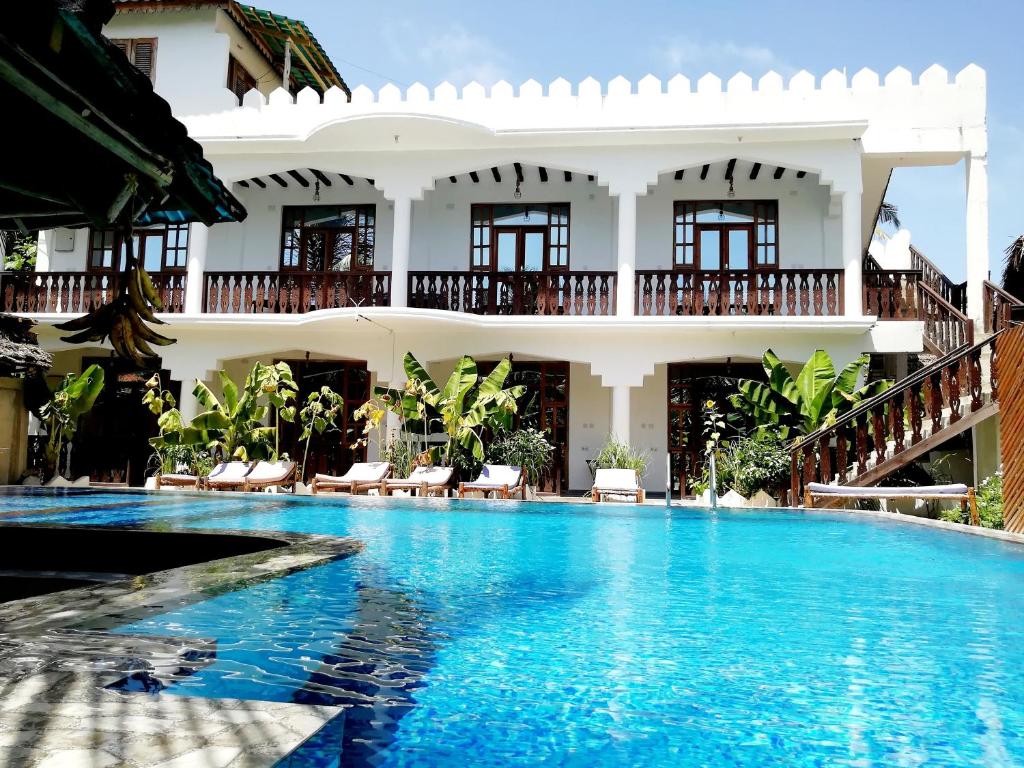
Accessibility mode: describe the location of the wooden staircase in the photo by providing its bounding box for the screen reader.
[790,274,1024,501]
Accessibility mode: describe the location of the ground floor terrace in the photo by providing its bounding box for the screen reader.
[31,312,923,494]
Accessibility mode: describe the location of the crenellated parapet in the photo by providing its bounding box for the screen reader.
[182,65,986,157]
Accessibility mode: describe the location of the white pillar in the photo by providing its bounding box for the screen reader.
[184,223,209,314]
[611,385,631,444]
[390,196,412,308]
[965,153,989,327]
[841,191,863,317]
[175,375,201,423]
[615,192,637,317]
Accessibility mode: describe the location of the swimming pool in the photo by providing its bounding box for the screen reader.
[4,490,1024,766]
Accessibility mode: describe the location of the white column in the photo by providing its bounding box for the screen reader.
[615,191,637,317]
[175,374,202,423]
[390,196,412,308]
[611,385,631,443]
[841,191,863,317]
[965,153,989,327]
[184,223,209,314]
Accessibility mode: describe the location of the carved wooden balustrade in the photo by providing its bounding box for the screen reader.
[1,271,186,313]
[910,246,967,312]
[789,331,1000,502]
[918,281,974,354]
[408,271,616,316]
[862,269,921,319]
[204,271,391,313]
[634,269,843,316]
[983,280,1024,335]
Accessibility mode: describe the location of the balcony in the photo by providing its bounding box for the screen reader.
[203,271,391,313]
[1,271,186,314]
[408,271,617,316]
[634,268,844,317]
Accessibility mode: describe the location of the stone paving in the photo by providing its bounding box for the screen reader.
[0,525,361,767]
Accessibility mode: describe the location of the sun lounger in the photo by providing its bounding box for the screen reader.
[591,468,645,503]
[804,482,979,525]
[379,466,454,497]
[457,465,525,499]
[155,472,203,490]
[311,461,391,494]
[243,460,296,492]
[204,461,255,491]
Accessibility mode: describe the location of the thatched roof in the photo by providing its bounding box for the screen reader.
[0,313,52,376]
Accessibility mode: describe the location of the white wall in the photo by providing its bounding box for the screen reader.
[637,168,835,270]
[210,181,392,271]
[103,8,274,116]
[568,363,610,491]
[631,366,668,492]
[413,172,613,271]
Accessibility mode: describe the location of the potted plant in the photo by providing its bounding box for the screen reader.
[487,427,554,499]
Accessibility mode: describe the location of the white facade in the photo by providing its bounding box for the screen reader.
[16,7,991,493]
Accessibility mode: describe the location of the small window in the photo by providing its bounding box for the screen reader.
[88,225,187,273]
[469,203,571,271]
[673,200,778,269]
[227,56,257,103]
[110,38,157,81]
[279,206,376,271]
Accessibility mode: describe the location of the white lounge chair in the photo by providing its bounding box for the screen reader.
[804,482,978,525]
[311,462,391,494]
[204,461,254,491]
[458,465,525,499]
[243,460,296,492]
[591,468,645,503]
[379,466,454,497]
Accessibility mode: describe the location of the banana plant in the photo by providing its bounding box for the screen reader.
[730,349,892,440]
[39,363,105,479]
[370,352,525,466]
[156,363,294,462]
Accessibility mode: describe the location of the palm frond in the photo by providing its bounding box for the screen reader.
[1002,235,1024,300]
[877,201,901,230]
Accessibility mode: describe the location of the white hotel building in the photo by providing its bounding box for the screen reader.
[5,1,995,494]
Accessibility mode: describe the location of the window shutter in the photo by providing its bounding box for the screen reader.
[110,39,129,56]
[131,39,155,80]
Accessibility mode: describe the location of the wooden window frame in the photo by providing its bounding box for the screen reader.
[278,205,377,272]
[469,203,571,272]
[110,37,157,82]
[227,55,257,103]
[87,225,188,273]
[672,200,778,271]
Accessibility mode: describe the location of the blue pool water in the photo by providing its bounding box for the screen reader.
[4,491,1024,767]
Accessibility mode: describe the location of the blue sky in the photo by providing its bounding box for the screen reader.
[284,0,1022,282]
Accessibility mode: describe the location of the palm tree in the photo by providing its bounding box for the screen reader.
[1002,234,1024,301]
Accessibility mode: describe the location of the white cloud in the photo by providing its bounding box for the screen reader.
[382,21,512,86]
[652,36,794,78]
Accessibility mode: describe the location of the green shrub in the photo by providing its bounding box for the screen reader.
[724,434,791,497]
[939,473,1003,528]
[381,439,416,479]
[594,437,649,478]
[487,428,553,487]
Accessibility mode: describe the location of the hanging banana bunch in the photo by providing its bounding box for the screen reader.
[56,231,175,368]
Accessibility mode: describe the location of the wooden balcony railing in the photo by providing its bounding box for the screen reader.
[863,269,921,319]
[790,331,1000,502]
[919,281,973,354]
[634,269,844,317]
[910,246,967,313]
[408,271,616,316]
[1,271,186,313]
[983,280,1023,335]
[204,271,391,313]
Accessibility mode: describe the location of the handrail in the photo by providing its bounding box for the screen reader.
[789,328,1003,501]
[791,329,1002,455]
[917,280,974,353]
[910,245,966,311]
[983,279,1024,334]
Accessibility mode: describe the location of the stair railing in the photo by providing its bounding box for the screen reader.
[918,281,974,354]
[983,280,1024,335]
[789,330,1003,503]
[910,246,967,312]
